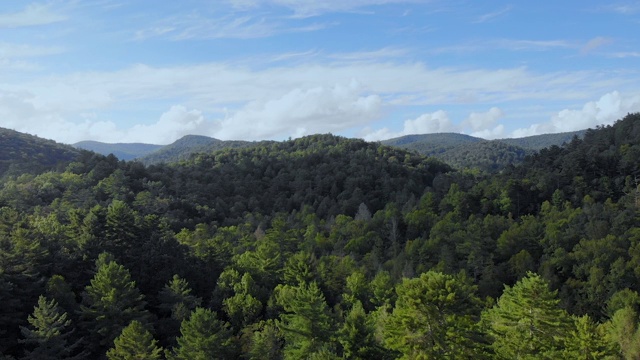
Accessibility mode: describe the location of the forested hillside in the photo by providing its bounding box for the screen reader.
[137,135,260,165]
[384,130,585,171]
[1,115,640,359]
[0,128,82,179]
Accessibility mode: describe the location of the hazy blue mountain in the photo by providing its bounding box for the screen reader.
[73,141,163,160]
[497,130,586,150]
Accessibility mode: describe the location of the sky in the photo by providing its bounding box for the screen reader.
[1,1,640,145]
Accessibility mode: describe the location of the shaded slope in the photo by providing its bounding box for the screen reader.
[0,128,81,179]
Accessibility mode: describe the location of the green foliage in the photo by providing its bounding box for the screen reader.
[383,271,486,359]
[106,320,163,360]
[605,306,640,359]
[169,307,237,360]
[2,119,640,358]
[483,272,571,359]
[562,315,612,359]
[79,254,150,354]
[275,281,334,359]
[19,296,83,360]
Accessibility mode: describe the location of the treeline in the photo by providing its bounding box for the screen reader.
[1,116,640,359]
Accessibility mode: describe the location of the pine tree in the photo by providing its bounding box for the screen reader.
[169,307,237,360]
[605,306,640,359]
[79,253,150,355]
[337,301,387,360]
[106,320,163,360]
[563,315,612,359]
[19,295,83,360]
[275,281,334,359]
[483,272,570,359]
[158,275,201,321]
[157,275,201,345]
[383,271,487,359]
[244,320,284,360]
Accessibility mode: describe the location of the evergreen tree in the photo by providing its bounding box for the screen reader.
[106,320,163,360]
[158,275,201,322]
[79,253,150,355]
[562,315,612,359]
[337,300,388,360]
[383,271,486,359]
[605,306,640,359]
[483,272,570,359]
[275,281,334,359]
[19,295,83,360]
[243,320,284,360]
[156,274,201,345]
[169,307,236,360]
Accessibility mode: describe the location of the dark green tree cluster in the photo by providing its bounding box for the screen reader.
[1,115,640,358]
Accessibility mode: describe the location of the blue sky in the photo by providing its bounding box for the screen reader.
[1,0,640,144]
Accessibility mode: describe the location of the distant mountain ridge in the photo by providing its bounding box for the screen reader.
[74,141,163,161]
[136,135,264,165]
[71,129,586,170]
[381,130,585,171]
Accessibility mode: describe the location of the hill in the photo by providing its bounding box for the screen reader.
[382,130,586,171]
[1,118,640,358]
[73,140,163,160]
[137,135,261,165]
[498,130,586,150]
[0,127,81,179]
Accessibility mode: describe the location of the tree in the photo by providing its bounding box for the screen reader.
[483,272,570,359]
[158,275,201,323]
[275,281,334,359]
[605,306,640,359]
[169,307,237,360]
[337,301,387,360]
[106,320,163,360]
[157,275,202,344]
[562,315,612,359]
[243,320,284,360]
[19,295,83,360]
[383,271,486,359]
[79,253,150,355]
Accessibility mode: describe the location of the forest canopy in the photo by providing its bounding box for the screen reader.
[1,114,640,359]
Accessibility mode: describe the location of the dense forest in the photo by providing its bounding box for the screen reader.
[382,130,585,171]
[2,114,640,359]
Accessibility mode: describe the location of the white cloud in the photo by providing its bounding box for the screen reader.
[511,91,640,137]
[228,0,427,18]
[214,80,382,140]
[463,107,503,131]
[0,3,67,28]
[1,53,638,144]
[473,5,512,23]
[362,107,506,141]
[361,110,454,141]
[581,36,612,54]
[0,43,64,58]
[134,11,329,41]
[128,105,212,144]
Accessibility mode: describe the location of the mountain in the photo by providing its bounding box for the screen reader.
[382,130,586,171]
[498,130,586,150]
[381,133,483,153]
[2,118,640,358]
[0,127,81,179]
[136,135,262,165]
[73,141,163,161]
